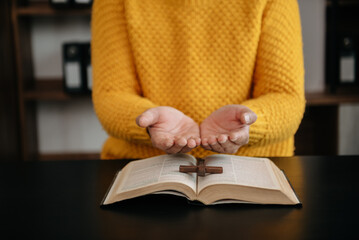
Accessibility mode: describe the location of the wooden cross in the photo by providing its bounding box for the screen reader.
[179,158,223,177]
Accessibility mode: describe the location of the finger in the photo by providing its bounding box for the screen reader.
[208,136,225,153]
[235,107,257,125]
[229,131,241,142]
[218,140,239,154]
[136,108,159,128]
[217,134,240,154]
[195,137,201,146]
[201,137,212,151]
[217,134,228,144]
[166,137,187,154]
[180,146,192,153]
[186,138,196,149]
[229,130,249,146]
[208,135,218,145]
[181,137,200,153]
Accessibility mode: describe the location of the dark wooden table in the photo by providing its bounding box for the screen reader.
[1,156,358,239]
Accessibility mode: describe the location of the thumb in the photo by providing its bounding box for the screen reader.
[136,108,160,128]
[235,106,257,125]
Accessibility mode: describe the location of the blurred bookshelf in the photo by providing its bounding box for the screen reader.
[12,0,95,161]
[294,0,359,155]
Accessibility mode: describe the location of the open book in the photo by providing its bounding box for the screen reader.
[101,154,301,206]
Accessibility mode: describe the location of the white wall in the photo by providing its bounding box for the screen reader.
[31,1,359,155]
[37,100,107,153]
[298,0,326,93]
[339,105,359,155]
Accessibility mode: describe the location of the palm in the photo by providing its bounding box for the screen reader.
[201,107,245,136]
[200,105,256,154]
[137,106,201,153]
[149,109,199,141]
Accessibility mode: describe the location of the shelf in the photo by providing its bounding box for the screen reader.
[327,0,359,6]
[24,79,90,100]
[16,2,91,16]
[39,152,100,161]
[24,80,359,104]
[306,92,359,106]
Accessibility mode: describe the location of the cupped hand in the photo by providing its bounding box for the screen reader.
[136,106,201,154]
[200,105,257,154]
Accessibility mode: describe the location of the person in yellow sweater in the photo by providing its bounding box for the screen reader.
[91,0,305,159]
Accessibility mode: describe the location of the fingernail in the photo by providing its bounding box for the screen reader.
[244,113,250,124]
[139,118,146,127]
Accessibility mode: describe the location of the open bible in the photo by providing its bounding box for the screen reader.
[101,154,301,206]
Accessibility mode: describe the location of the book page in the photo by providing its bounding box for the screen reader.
[198,155,280,193]
[116,154,197,194]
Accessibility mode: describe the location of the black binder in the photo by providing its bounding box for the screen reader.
[339,37,357,85]
[62,42,92,94]
[49,0,92,9]
[73,0,93,8]
[49,0,71,9]
[63,43,85,94]
[83,43,92,92]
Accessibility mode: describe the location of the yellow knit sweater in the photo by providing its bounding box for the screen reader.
[91,0,305,159]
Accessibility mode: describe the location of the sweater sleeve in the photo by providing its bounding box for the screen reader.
[241,0,306,146]
[91,0,157,144]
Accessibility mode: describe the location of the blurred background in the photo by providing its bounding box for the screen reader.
[1,0,359,161]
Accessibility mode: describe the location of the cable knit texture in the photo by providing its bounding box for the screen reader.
[92,0,305,159]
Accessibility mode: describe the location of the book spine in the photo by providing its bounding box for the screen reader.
[281,170,303,207]
[100,170,121,206]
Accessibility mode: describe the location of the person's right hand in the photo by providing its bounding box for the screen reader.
[136,106,201,154]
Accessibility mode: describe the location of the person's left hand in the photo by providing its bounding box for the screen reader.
[200,105,257,154]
